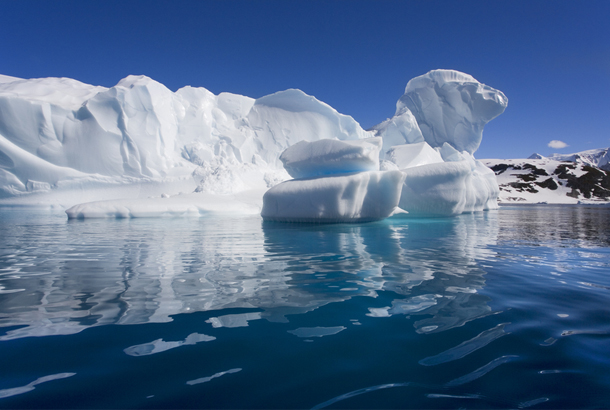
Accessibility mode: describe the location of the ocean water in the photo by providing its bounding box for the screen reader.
[0,205,609,409]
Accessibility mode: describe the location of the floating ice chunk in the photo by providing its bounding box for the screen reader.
[261,170,405,223]
[396,69,508,154]
[386,142,443,170]
[399,157,499,216]
[279,137,382,179]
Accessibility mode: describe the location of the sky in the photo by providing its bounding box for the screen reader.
[1,0,609,159]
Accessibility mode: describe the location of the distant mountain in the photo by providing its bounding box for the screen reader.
[528,148,610,171]
[483,156,610,204]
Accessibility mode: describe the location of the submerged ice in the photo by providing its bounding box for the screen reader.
[0,69,507,219]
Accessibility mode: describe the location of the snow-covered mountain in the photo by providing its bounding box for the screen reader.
[529,148,610,171]
[0,70,508,218]
[483,157,610,204]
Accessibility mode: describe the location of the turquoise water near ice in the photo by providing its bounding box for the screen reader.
[0,205,609,409]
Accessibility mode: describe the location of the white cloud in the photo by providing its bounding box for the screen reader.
[548,140,568,149]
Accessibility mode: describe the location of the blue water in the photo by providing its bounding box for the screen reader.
[0,205,609,409]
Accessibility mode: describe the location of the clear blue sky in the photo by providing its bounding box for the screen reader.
[1,0,609,159]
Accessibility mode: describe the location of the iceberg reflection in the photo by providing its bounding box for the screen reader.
[0,210,499,340]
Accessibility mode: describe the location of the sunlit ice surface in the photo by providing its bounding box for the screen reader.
[0,205,609,408]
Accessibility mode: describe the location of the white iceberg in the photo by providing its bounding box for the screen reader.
[385,141,443,170]
[0,69,507,219]
[280,137,382,179]
[394,69,508,154]
[261,170,405,223]
[369,109,424,158]
[0,76,366,206]
[399,157,499,216]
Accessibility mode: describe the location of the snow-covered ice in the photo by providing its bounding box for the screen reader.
[0,69,510,219]
[529,148,610,171]
[483,157,610,204]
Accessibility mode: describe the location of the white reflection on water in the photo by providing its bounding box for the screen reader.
[419,323,509,366]
[288,326,346,338]
[0,373,76,399]
[0,210,501,340]
[124,333,216,356]
[186,368,242,386]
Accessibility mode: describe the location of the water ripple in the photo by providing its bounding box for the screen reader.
[419,323,509,366]
[186,368,241,386]
[0,373,76,399]
[445,355,519,386]
[124,333,215,356]
[311,383,413,410]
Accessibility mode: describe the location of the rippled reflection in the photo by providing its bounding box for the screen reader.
[497,205,610,247]
[0,209,499,340]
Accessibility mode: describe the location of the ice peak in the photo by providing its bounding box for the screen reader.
[116,74,164,89]
[393,69,508,154]
[528,153,545,159]
[0,74,23,84]
[254,88,335,114]
[403,69,477,95]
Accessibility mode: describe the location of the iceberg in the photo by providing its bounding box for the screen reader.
[280,137,382,179]
[385,141,443,170]
[384,69,508,154]
[372,70,507,216]
[0,69,507,219]
[0,76,366,206]
[399,158,500,216]
[261,170,405,223]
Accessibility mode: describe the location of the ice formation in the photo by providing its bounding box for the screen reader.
[0,69,508,219]
[400,157,500,216]
[390,70,508,154]
[370,70,507,216]
[261,169,405,222]
[280,137,382,179]
[0,76,366,206]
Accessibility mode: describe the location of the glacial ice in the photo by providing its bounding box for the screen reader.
[0,69,507,219]
[385,141,443,170]
[280,137,382,179]
[389,70,508,154]
[399,155,500,216]
[261,170,405,223]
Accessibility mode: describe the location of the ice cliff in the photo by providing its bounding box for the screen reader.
[0,69,508,219]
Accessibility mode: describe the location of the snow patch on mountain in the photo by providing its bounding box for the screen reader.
[529,148,610,171]
[483,158,610,204]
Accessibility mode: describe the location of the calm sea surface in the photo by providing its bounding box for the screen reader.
[0,205,609,409]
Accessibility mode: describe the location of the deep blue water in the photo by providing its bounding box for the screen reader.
[0,205,609,409]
